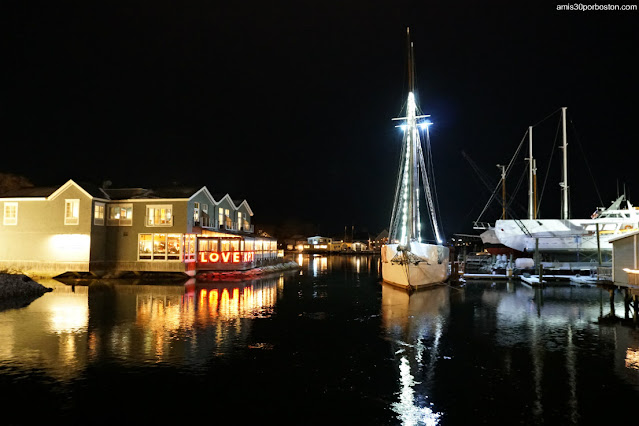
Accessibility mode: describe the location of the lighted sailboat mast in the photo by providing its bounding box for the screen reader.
[388,28,443,247]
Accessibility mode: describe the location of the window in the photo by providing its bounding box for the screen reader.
[139,233,182,261]
[193,202,200,224]
[64,199,80,225]
[238,212,243,230]
[167,234,181,260]
[107,204,133,226]
[202,204,208,214]
[154,234,167,257]
[218,207,224,227]
[3,202,17,225]
[139,234,153,260]
[94,202,105,226]
[146,205,173,226]
[225,209,231,227]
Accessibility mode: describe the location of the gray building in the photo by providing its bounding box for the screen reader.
[0,180,276,277]
[610,230,639,286]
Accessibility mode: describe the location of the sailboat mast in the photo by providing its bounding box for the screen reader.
[560,107,569,219]
[528,126,534,220]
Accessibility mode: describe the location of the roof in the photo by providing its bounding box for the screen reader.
[0,179,108,199]
[0,186,58,198]
[609,230,639,243]
[1,180,253,214]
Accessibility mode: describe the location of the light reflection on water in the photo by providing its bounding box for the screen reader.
[382,284,448,425]
[0,257,638,425]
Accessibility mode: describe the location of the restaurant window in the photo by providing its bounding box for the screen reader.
[94,202,105,226]
[230,239,240,251]
[245,239,254,251]
[139,233,182,260]
[221,240,231,252]
[65,199,79,225]
[107,204,133,226]
[146,204,173,226]
[167,234,181,260]
[3,202,18,226]
[139,234,152,260]
[255,240,263,251]
[181,234,196,262]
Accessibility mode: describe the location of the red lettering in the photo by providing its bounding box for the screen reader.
[210,252,220,263]
[199,252,208,263]
[222,252,231,263]
[233,252,240,263]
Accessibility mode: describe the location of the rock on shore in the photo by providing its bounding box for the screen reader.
[0,273,52,299]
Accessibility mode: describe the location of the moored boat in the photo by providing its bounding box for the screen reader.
[381,28,450,290]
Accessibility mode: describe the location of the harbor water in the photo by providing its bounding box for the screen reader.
[1,254,638,425]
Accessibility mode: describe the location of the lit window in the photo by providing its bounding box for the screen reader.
[3,202,18,225]
[94,202,105,226]
[65,199,80,225]
[218,207,224,227]
[154,234,167,257]
[139,234,152,260]
[107,204,133,226]
[193,202,200,224]
[146,205,173,226]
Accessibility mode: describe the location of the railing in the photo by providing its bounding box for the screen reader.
[473,221,493,230]
[597,266,612,281]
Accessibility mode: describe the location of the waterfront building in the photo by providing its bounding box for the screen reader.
[0,179,277,277]
[610,230,639,286]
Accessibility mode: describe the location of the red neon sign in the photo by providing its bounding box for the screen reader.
[198,251,254,263]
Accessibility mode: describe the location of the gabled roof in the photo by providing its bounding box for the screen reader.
[188,186,215,203]
[49,180,97,200]
[0,186,58,198]
[1,179,109,200]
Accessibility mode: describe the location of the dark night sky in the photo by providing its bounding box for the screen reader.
[3,1,638,239]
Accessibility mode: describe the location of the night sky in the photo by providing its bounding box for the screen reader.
[3,1,637,239]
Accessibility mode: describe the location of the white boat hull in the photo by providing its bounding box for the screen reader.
[381,243,450,289]
[494,218,638,253]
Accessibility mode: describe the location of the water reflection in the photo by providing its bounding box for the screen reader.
[382,284,449,425]
[295,253,378,277]
[0,276,281,377]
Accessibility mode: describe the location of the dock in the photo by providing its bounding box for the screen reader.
[461,273,510,280]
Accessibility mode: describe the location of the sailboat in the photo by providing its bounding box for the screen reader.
[476,107,639,257]
[381,28,450,290]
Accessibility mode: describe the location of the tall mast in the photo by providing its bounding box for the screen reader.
[388,27,442,245]
[528,126,534,219]
[560,107,569,219]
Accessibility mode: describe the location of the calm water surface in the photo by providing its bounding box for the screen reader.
[1,254,638,425]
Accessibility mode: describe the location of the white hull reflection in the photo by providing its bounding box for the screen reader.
[382,283,449,425]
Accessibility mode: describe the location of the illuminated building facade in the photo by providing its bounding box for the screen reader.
[0,179,277,277]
